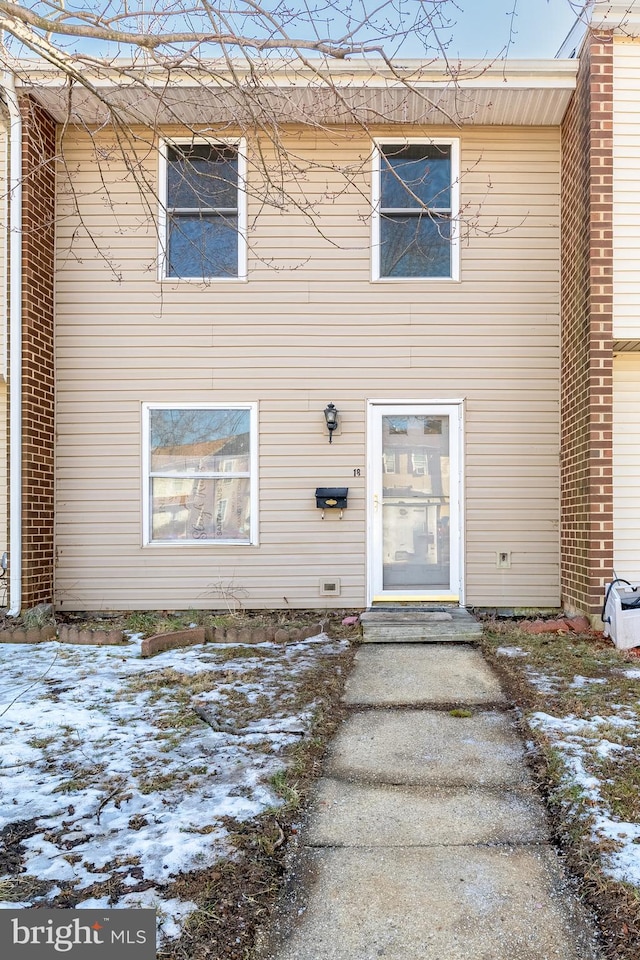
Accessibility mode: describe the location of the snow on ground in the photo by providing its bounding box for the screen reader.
[0,633,347,938]
[495,646,528,658]
[569,675,608,689]
[530,710,640,886]
[524,669,562,695]
[76,892,197,941]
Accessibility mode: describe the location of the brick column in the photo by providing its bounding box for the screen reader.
[7,97,57,609]
[560,33,614,617]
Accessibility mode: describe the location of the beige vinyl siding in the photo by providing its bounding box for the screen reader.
[0,380,6,561]
[613,354,640,579]
[0,119,5,376]
[613,39,640,339]
[54,124,560,610]
[0,121,6,560]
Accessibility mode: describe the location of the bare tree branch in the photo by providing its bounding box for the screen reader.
[0,0,448,58]
[0,1,569,291]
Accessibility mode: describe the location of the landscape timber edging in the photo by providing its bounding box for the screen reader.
[141,627,206,658]
[203,623,324,644]
[0,621,327,650]
[57,624,126,645]
[0,625,57,644]
[141,622,325,657]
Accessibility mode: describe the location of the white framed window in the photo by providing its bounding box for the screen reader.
[142,403,258,545]
[158,138,247,280]
[372,138,460,281]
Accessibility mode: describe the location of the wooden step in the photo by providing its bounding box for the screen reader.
[360,608,482,643]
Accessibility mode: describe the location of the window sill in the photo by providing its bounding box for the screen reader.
[159,275,248,284]
[143,539,256,548]
[371,275,460,283]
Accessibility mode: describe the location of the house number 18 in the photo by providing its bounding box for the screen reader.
[353,469,361,477]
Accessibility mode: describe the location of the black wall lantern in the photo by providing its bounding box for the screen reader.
[324,402,339,443]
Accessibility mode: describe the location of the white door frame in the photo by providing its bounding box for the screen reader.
[366,399,464,606]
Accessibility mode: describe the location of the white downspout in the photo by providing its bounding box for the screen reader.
[1,69,22,616]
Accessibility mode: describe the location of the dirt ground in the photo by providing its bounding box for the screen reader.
[481,620,640,960]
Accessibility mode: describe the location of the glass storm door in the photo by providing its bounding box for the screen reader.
[369,404,461,602]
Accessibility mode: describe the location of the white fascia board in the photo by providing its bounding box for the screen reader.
[592,0,640,35]
[12,57,579,91]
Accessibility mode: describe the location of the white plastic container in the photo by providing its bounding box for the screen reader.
[603,581,640,650]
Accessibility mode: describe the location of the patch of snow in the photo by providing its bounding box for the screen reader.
[610,704,639,719]
[496,646,528,658]
[75,892,198,943]
[528,710,640,889]
[530,712,638,736]
[569,675,608,689]
[0,633,347,936]
[597,823,640,886]
[525,670,562,694]
[286,633,333,646]
[594,739,632,759]
[620,668,640,680]
[556,748,603,798]
[75,896,112,909]
[156,898,198,942]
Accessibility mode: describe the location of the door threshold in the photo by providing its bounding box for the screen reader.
[370,596,460,605]
[367,605,453,613]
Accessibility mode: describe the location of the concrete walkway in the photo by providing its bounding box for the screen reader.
[258,637,602,960]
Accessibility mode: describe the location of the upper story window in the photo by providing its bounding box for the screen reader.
[372,140,459,281]
[160,139,247,280]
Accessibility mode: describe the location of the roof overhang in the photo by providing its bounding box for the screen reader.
[12,58,578,127]
[557,1,640,58]
[592,0,640,35]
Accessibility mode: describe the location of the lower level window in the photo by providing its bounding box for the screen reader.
[144,404,256,544]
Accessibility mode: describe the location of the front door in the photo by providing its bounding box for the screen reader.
[368,403,462,603]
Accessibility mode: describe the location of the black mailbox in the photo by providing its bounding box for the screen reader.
[316,488,348,518]
[316,487,348,509]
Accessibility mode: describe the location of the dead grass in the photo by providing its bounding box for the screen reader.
[0,819,40,875]
[596,758,640,823]
[0,875,56,903]
[123,667,216,696]
[481,619,640,960]
[156,642,356,960]
[0,611,357,960]
[0,621,357,959]
[138,770,192,795]
[56,608,361,641]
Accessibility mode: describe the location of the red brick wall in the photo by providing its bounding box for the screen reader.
[8,97,57,608]
[560,33,614,617]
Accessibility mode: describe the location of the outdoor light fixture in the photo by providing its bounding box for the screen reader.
[324,402,339,443]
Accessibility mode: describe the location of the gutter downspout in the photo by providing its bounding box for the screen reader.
[1,69,22,617]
